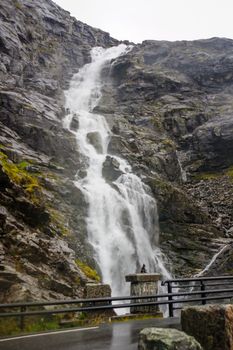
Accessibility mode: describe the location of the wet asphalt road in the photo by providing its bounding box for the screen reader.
[0,318,180,350]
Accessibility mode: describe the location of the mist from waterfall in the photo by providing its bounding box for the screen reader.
[63,44,171,298]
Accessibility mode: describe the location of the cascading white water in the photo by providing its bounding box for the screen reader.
[195,244,229,277]
[176,150,187,183]
[64,44,171,298]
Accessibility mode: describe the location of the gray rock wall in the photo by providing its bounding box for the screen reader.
[0,0,118,302]
[97,38,233,276]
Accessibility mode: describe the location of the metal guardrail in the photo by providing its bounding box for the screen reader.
[0,275,233,330]
[161,275,233,317]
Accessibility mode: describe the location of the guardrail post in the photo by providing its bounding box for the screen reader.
[200,281,206,305]
[167,282,174,317]
[20,306,26,331]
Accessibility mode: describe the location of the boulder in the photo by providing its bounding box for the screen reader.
[84,283,111,299]
[191,115,233,170]
[138,327,203,350]
[70,114,79,131]
[102,155,123,182]
[181,305,233,350]
[87,131,103,153]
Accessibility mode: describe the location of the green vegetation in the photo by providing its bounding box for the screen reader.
[75,260,100,282]
[0,310,111,337]
[193,165,233,182]
[38,39,58,56]
[24,317,60,333]
[0,317,20,337]
[149,176,172,194]
[151,115,163,131]
[17,161,30,170]
[0,314,88,337]
[161,138,176,150]
[225,165,233,181]
[0,316,60,337]
[48,208,69,236]
[0,151,71,236]
[0,151,42,204]
[111,313,163,323]
[193,171,221,181]
[13,0,22,10]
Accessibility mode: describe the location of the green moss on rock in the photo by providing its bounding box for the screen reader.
[192,164,233,182]
[192,171,221,181]
[161,138,176,150]
[48,208,69,236]
[225,165,233,181]
[13,0,23,10]
[0,151,42,204]
[75,260,100,282]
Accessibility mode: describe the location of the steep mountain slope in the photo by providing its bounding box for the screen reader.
[1,0,233,303]
[97,38,233,275]
[0,0,118,302]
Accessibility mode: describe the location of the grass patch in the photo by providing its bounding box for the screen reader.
[0,312,104,337]
[0,314,82,337]
[193,171,221,181]
[75,260,100,282]
[193,165,233,182]
[0,151,42,204]
[48,208,69,236]
[0,317,20,337]
[17,161,31,170]
[225,165,233,180]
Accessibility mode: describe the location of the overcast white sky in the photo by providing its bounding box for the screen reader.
[54,0,233,43]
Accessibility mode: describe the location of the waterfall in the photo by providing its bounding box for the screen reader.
[195,244,229,277]
[176,150,187,183]
[64,44,171,298]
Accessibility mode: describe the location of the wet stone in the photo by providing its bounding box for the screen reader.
[138,328,203,350]
[87,131,103,153]
[181,304,233,350]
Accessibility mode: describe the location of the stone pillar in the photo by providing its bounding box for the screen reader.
[125,273,161,314]
[84,283,114,317]
[84,283,112,299]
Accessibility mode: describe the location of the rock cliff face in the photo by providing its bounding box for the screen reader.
[98,39,233,276]
[1,0,233,302]
[0,0,118,302]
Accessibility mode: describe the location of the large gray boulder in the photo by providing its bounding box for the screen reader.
[102,155,123,182]
[138,327,203,350]
[181,305,233,350]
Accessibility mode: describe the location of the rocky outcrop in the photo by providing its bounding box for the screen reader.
[0,0,118,302]
[138,328,203,350]
[181,305,233,350]
[102,155,122,182]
